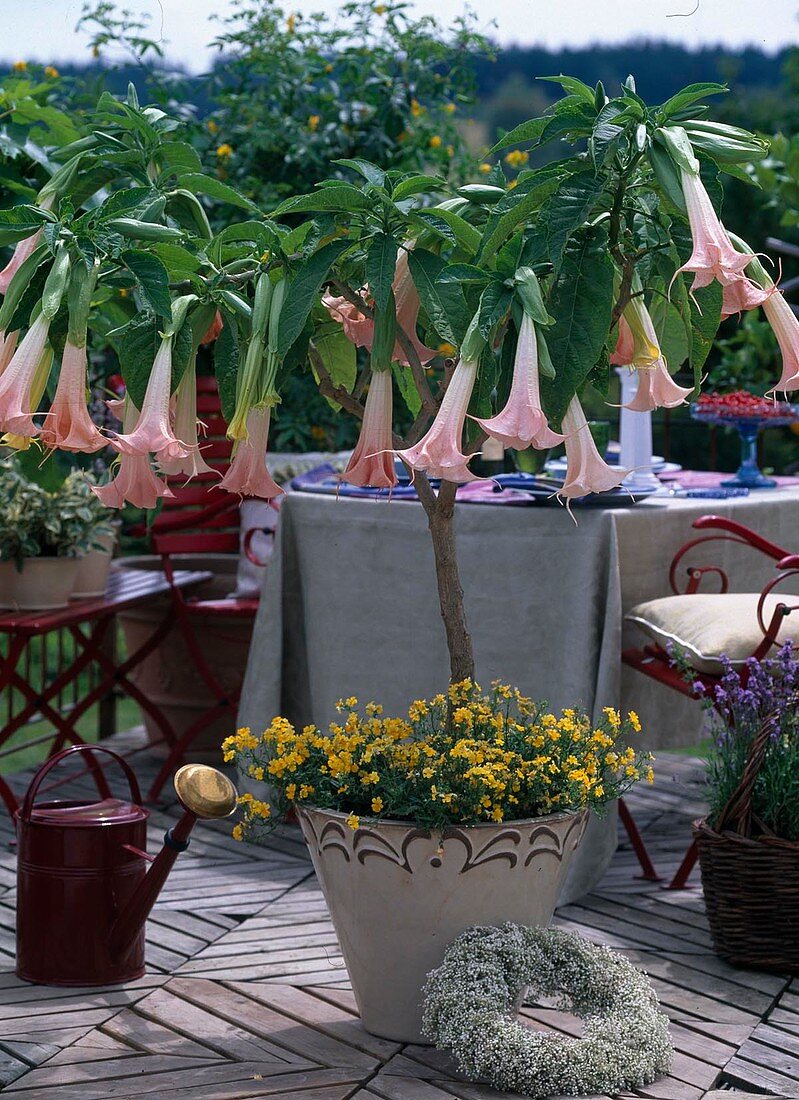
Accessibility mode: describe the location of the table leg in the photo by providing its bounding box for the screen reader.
[618,797,662,882]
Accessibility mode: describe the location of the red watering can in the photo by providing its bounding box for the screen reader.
[15,745,237,986]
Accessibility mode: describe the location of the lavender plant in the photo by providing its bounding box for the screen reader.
[691,645,799,840]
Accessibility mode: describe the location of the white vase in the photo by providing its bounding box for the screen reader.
[297,804,588,1043]
[0,557,80,611]
[615,367,662,492]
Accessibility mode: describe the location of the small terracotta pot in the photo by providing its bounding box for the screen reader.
[297,804,588,1042]
[0,557,80,611]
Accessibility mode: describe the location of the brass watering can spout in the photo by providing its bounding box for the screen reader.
[109,765,237,963]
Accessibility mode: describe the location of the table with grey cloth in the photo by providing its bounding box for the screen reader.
[238,486,799,900]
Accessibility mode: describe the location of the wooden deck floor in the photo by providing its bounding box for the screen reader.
[0,733,797,1100]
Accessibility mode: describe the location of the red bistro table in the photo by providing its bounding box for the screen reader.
[0,566,211,816]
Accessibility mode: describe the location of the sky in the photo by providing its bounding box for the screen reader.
[1,0,797,72]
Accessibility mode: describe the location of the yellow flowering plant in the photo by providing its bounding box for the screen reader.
[223,680,653,838]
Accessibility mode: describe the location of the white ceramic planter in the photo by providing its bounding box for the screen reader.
[0,557,80,611]
[297,804,587,1042]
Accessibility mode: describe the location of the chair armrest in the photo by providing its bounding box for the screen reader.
[668,514,791,594]
[778,554,799,571]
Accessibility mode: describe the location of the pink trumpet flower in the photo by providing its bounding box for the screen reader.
[0,313,52,436]
[111,332,190,461]
[560,395,629,499]
[396,358,478,484]
[473,313,564,450]
[0,195,54,296]
[341,369,397,488]
[625,360,693,412]
[159,360,217,479]
[93,401,174,509]
[218,407,283,499]
[677,168,770,307]
[39,340,106,452]
[322,245,437,367]
[763,290,799,394]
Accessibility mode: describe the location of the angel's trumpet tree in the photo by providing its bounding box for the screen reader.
[0,194,54,296]
[560,395,629,500]
[93,399,174,509]
[612,298,692,411]
[218,407,283,499]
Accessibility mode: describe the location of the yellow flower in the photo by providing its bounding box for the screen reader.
[411,99,424,118]
[207,119,218,135]
[286,12,296,33]
[373,3,388,12]
[478,162,492,174]
[308,114,321,132]
[429,134,442,149]
[44,66,59,79]
[286,783,296,801]
[437,342,457,357]
[371,796,384,813]
[12,61,27,72]
[444,103,456,114]
[216,143,233,159]
[325,62,334,73]
[507,179,518,190]
[446,145,455,158]
[92,45,100,58]
[232,823,244,841]
[346,813,360,830]
[628,710,642,733]
[504,149,529,169]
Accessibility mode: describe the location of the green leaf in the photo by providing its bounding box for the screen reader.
[272,184,372,216]
[489,116,550,155]
[407,248,470,346]
[589,103,625,167]
[175,172,257,211]
[121,250,173,320]
[149,242,202,283]
[391,174,444,202]
[437,263,491,286]
[546,171,606,267]
[156,141,203,177]
[276,238,351,358]
[366,234,399,313]
[650,288,691,370]
[477,168,562,263]
[0,204,50,246]
[539,227,615,425]
[332,159,386,188]
[658,82,728,123]
[477,282,512,340]
[97,187,161,220]
[539,75,597,104]
[411,207,481,254]
[214,310,240,423]
[648,142,687,214]
[689,280,723,384]
[312,321,357,408]
[392,360,422,418]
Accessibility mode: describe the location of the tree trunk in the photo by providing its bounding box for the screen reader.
[423,479,475,684]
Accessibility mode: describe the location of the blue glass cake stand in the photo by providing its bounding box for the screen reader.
[690,402,799,489]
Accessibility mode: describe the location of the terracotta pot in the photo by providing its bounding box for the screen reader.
[0,557,80,611]
[72,528,118,600]
[297,804,588,1042]
[115,555,255,761]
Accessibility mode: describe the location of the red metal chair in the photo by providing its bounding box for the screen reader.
[622,514,799,886]
[142,378,275,800]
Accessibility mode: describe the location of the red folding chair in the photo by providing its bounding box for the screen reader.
[142,378,276,799]
[622,514,799,887]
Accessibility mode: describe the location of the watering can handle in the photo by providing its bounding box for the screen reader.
[20,745,143,822]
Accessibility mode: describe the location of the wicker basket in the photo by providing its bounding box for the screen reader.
[695,713,799,973]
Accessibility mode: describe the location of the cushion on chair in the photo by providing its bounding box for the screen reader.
[626,593,799,675]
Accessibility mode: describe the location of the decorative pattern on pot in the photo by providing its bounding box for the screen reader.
[297,805,588,1043]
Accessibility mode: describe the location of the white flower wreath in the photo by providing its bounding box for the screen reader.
[422,923,672,1099]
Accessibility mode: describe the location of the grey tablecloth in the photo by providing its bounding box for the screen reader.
[238,486,799,899]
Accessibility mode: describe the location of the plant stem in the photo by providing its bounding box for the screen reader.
[413,474,475,684]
